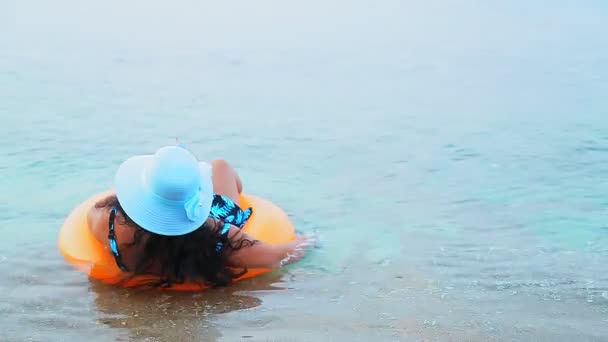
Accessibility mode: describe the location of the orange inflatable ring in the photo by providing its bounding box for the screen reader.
[58,191,296,290]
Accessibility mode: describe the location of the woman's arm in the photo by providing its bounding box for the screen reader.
[225,226,311,268]
[88,207,109,245]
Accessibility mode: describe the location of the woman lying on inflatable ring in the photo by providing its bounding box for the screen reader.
[87,143,311,288]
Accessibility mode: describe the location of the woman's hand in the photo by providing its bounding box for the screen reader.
[276,234,315,267]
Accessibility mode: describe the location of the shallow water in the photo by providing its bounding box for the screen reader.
[1,0,608,341]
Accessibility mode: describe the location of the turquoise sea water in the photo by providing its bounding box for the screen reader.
[1,1,608,341]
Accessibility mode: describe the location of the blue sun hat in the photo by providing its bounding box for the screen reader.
[114,144,214,236]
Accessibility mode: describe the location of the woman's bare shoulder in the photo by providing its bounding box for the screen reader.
[87,205,109,244]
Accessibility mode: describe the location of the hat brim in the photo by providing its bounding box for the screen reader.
[114,155,214,236]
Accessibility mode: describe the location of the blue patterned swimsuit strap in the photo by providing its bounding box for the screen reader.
[215,222,232,253]
[108,207,130,271]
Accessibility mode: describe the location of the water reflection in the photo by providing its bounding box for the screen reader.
[91,272,287,341]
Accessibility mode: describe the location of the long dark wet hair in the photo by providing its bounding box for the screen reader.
[95,195,257,288]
